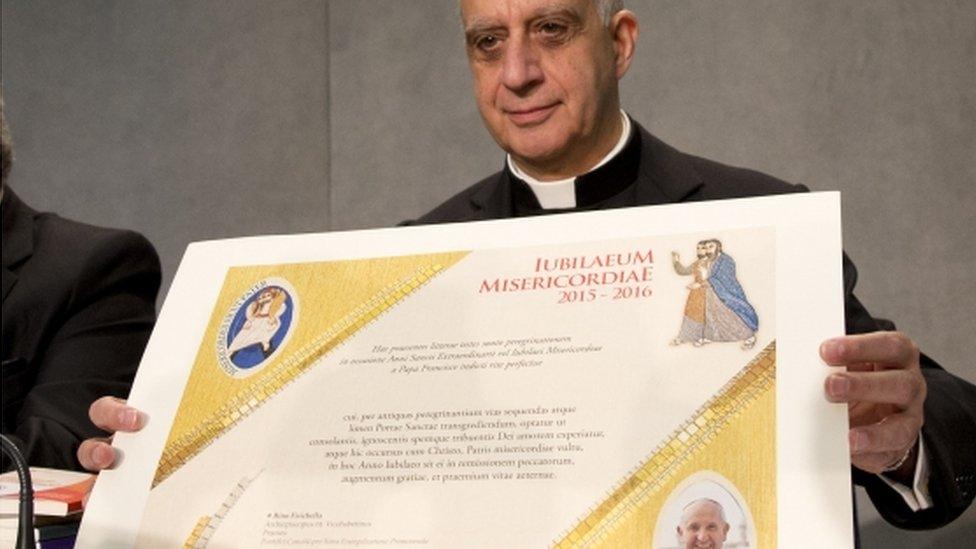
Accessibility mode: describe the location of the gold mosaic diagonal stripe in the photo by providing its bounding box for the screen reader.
[154,264,444,487]
[554,341,776,548]
[182,517,210,549]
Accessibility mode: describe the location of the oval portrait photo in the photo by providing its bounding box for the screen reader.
[652,470,757,549]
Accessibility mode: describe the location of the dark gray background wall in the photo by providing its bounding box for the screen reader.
[1,0,331,289]
[2,1,973,545]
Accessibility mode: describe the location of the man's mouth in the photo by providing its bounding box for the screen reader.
[504,103,558,126]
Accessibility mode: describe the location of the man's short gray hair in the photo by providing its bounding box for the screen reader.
[595,0,625,26]
[458,1,625,28]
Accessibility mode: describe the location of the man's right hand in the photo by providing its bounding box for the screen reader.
[77,396,144,471]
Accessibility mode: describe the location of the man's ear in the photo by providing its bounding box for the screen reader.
[609,10,639,80]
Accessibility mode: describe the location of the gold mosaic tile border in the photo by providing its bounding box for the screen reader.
[554,341,776,548]
[154,265,444,487]
[182,473,259,548]
[182,517,210,549]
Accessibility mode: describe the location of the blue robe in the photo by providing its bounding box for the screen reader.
[709,253,758,331]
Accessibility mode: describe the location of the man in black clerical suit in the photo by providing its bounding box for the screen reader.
[82,0,974,535]
[407,0,975,531]
[0,89,161,471]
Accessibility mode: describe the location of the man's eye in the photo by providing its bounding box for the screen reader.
[536,21,572,44]
[475,35,500,51]
[539,22,566,35]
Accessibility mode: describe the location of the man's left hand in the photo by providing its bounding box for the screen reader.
[820,332,927,482]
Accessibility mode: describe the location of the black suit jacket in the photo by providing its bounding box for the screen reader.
[1,189,160,470]
[410,123,976,529]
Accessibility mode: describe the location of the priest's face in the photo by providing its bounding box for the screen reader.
[676,500,729,549]
[460,0,637,180]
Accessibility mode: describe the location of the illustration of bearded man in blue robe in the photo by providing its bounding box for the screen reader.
[671,239,758,349]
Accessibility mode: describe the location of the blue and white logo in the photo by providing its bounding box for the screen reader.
[217,278,298,377]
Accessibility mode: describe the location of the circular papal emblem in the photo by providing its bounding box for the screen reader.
[217,278,299,377]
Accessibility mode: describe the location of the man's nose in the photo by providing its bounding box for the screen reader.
[501,35,543,92]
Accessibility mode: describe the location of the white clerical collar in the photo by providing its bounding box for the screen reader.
[507,110,632,209]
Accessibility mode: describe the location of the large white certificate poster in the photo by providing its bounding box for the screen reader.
[79,193,853,548]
